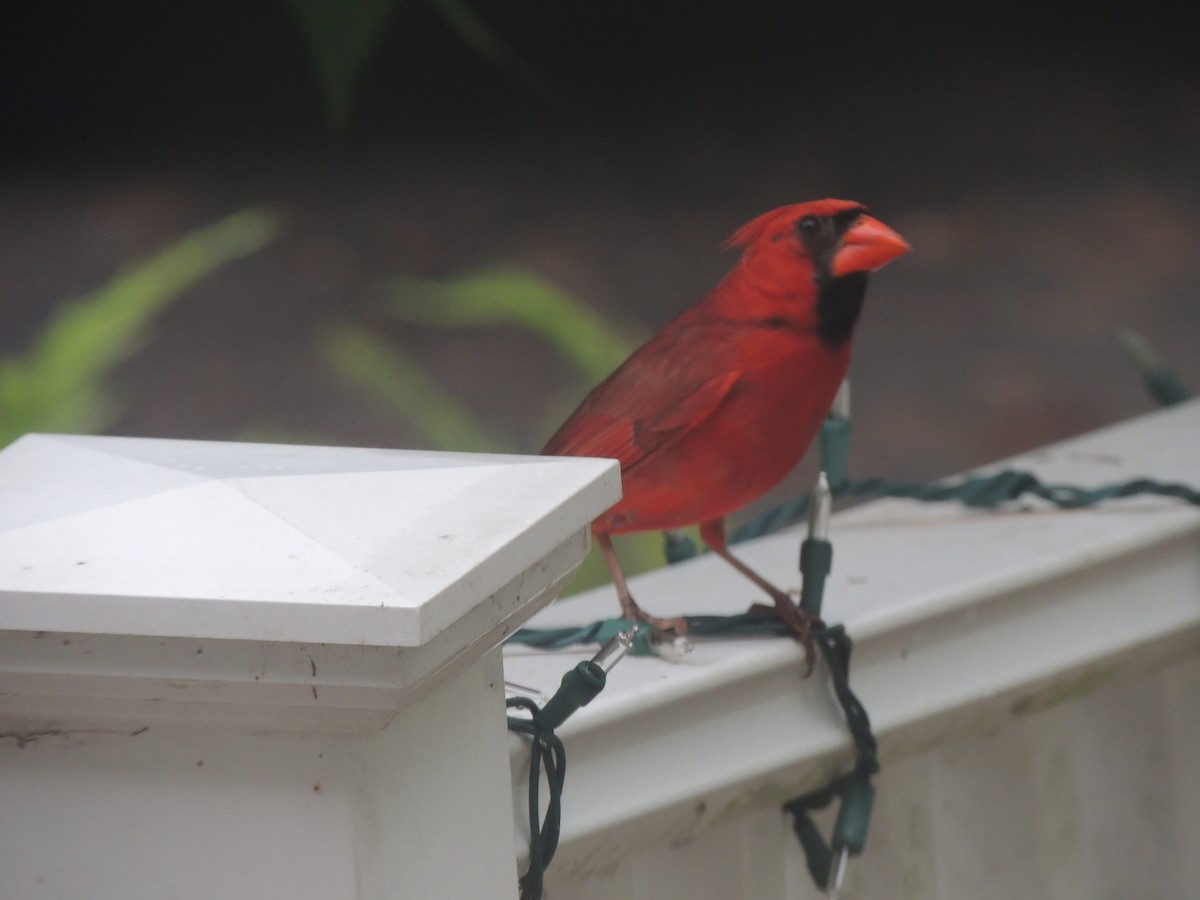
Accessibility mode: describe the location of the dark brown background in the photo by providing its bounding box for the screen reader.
[3,2,1197,516]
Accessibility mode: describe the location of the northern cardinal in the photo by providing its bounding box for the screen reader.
[542,199,909,654]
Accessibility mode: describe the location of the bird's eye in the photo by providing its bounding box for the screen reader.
[797,215,820,235]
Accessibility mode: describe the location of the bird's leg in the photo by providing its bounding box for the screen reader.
[596,530,689,634]
[700,518,821,671]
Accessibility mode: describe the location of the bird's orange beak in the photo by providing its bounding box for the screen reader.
[831,214,910,278]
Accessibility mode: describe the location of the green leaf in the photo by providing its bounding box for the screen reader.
[323,326,508,452]
[0,207,280,447]
[381,268,640,384]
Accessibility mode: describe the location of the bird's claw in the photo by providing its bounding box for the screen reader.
[748,594,822,676]
[648,615,690,636]
[619,599,689,636]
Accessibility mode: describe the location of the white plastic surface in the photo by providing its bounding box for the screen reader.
[504,400,1200,897]
[0,433,619,645]
[0,435,621,899]
[0,434,619,732]
[0,650,523,900]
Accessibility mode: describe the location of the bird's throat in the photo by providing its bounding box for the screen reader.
[815,271,868,348]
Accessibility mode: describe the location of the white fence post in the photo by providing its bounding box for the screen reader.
[0,434,619,900]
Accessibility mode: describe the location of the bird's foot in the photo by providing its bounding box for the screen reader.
[620,597,689,636]
[748,592,823,676]
[747,588,799,615]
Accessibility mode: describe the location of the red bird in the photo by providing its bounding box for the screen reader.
[542,199,909,648]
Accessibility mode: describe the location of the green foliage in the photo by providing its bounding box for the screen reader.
[323,325,506,453]
[0,208,280,447]
[381,268,638,382]
[326,266,639,455]
[381,267,641,439]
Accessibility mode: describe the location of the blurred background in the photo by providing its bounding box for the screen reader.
[2,1,1197,583]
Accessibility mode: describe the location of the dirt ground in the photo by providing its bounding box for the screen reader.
[2,5,1198,525]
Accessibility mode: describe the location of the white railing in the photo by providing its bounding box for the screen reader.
[504,400,1200,899]
[1,404,1195,899]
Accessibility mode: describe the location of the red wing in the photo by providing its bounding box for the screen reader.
[543,358,741,473]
